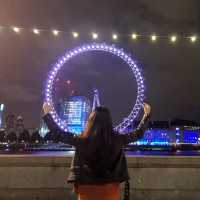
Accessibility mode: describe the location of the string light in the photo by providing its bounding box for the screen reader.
[112,34,118,40]
[131,33,137,40]
[170,35,177,43]
[13,27,20,33]
[151,35,157,42]
[0,25,198,44]
[190,35,197,43]
[52,29,59,36]
[72,31,79,38]
[33,28,40,35]
[92,32,98,40]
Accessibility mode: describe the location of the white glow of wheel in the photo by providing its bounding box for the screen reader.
[45,43,145,133]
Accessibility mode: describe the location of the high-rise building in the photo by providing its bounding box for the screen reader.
[63,96,91,134]
[40,96,91,135]
[92,89,100,111]
[0,104,4,129]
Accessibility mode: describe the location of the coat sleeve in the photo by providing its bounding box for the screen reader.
[43,113,84,146]
[117,114,150,146]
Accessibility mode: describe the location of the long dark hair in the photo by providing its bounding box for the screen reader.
[92,106,114,146]
[81,106,114,168]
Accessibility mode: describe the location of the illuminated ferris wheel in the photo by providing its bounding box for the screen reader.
[44,43,145,133]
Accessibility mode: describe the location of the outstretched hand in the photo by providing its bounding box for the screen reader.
[43,102,53,115]
[143,103,151,117]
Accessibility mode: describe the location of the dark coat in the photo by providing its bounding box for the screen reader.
[43,113,148,184]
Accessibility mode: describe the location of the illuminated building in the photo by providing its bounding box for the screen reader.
[63,96,91,134]
[0,104,4,129]
[92,89,100,111]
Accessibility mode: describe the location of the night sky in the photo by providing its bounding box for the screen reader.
[0,0,200,128]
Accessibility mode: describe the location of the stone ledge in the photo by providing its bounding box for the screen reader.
[127,156,200,168]
[0,153,199,200]
[0,154,200,168]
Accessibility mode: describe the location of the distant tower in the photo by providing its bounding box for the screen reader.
[39,119,49,138]
[92,89,100,111]
[5,114,16,132]
[16,115,24,129]
[39,106,49,137]
[16,115,24,137]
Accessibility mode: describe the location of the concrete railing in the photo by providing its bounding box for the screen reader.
[0,152,199,200]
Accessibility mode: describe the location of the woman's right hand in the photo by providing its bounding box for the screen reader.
[143,103,151,117]
[43,102,53,115]
[137,103,151,129]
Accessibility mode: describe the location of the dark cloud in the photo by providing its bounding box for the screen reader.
[0,83,39,102]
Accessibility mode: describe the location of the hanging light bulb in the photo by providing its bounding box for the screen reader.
[52,29,59,36]
[170,35,177,43]
[13,26,20,33]
[131,33,137,40]
[112,34,118,40]
[72,31,79,38]
[92,32,98,40]
[190,35,197,43]
[151,35,157,42]
[33,28,40,34]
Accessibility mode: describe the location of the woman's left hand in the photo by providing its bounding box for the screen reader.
[43,102,53,114]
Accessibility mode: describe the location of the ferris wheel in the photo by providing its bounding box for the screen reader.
[44,43,145,133]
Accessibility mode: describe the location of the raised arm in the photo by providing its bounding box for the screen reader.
[42,103,84,147]
[117,103,151,146]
